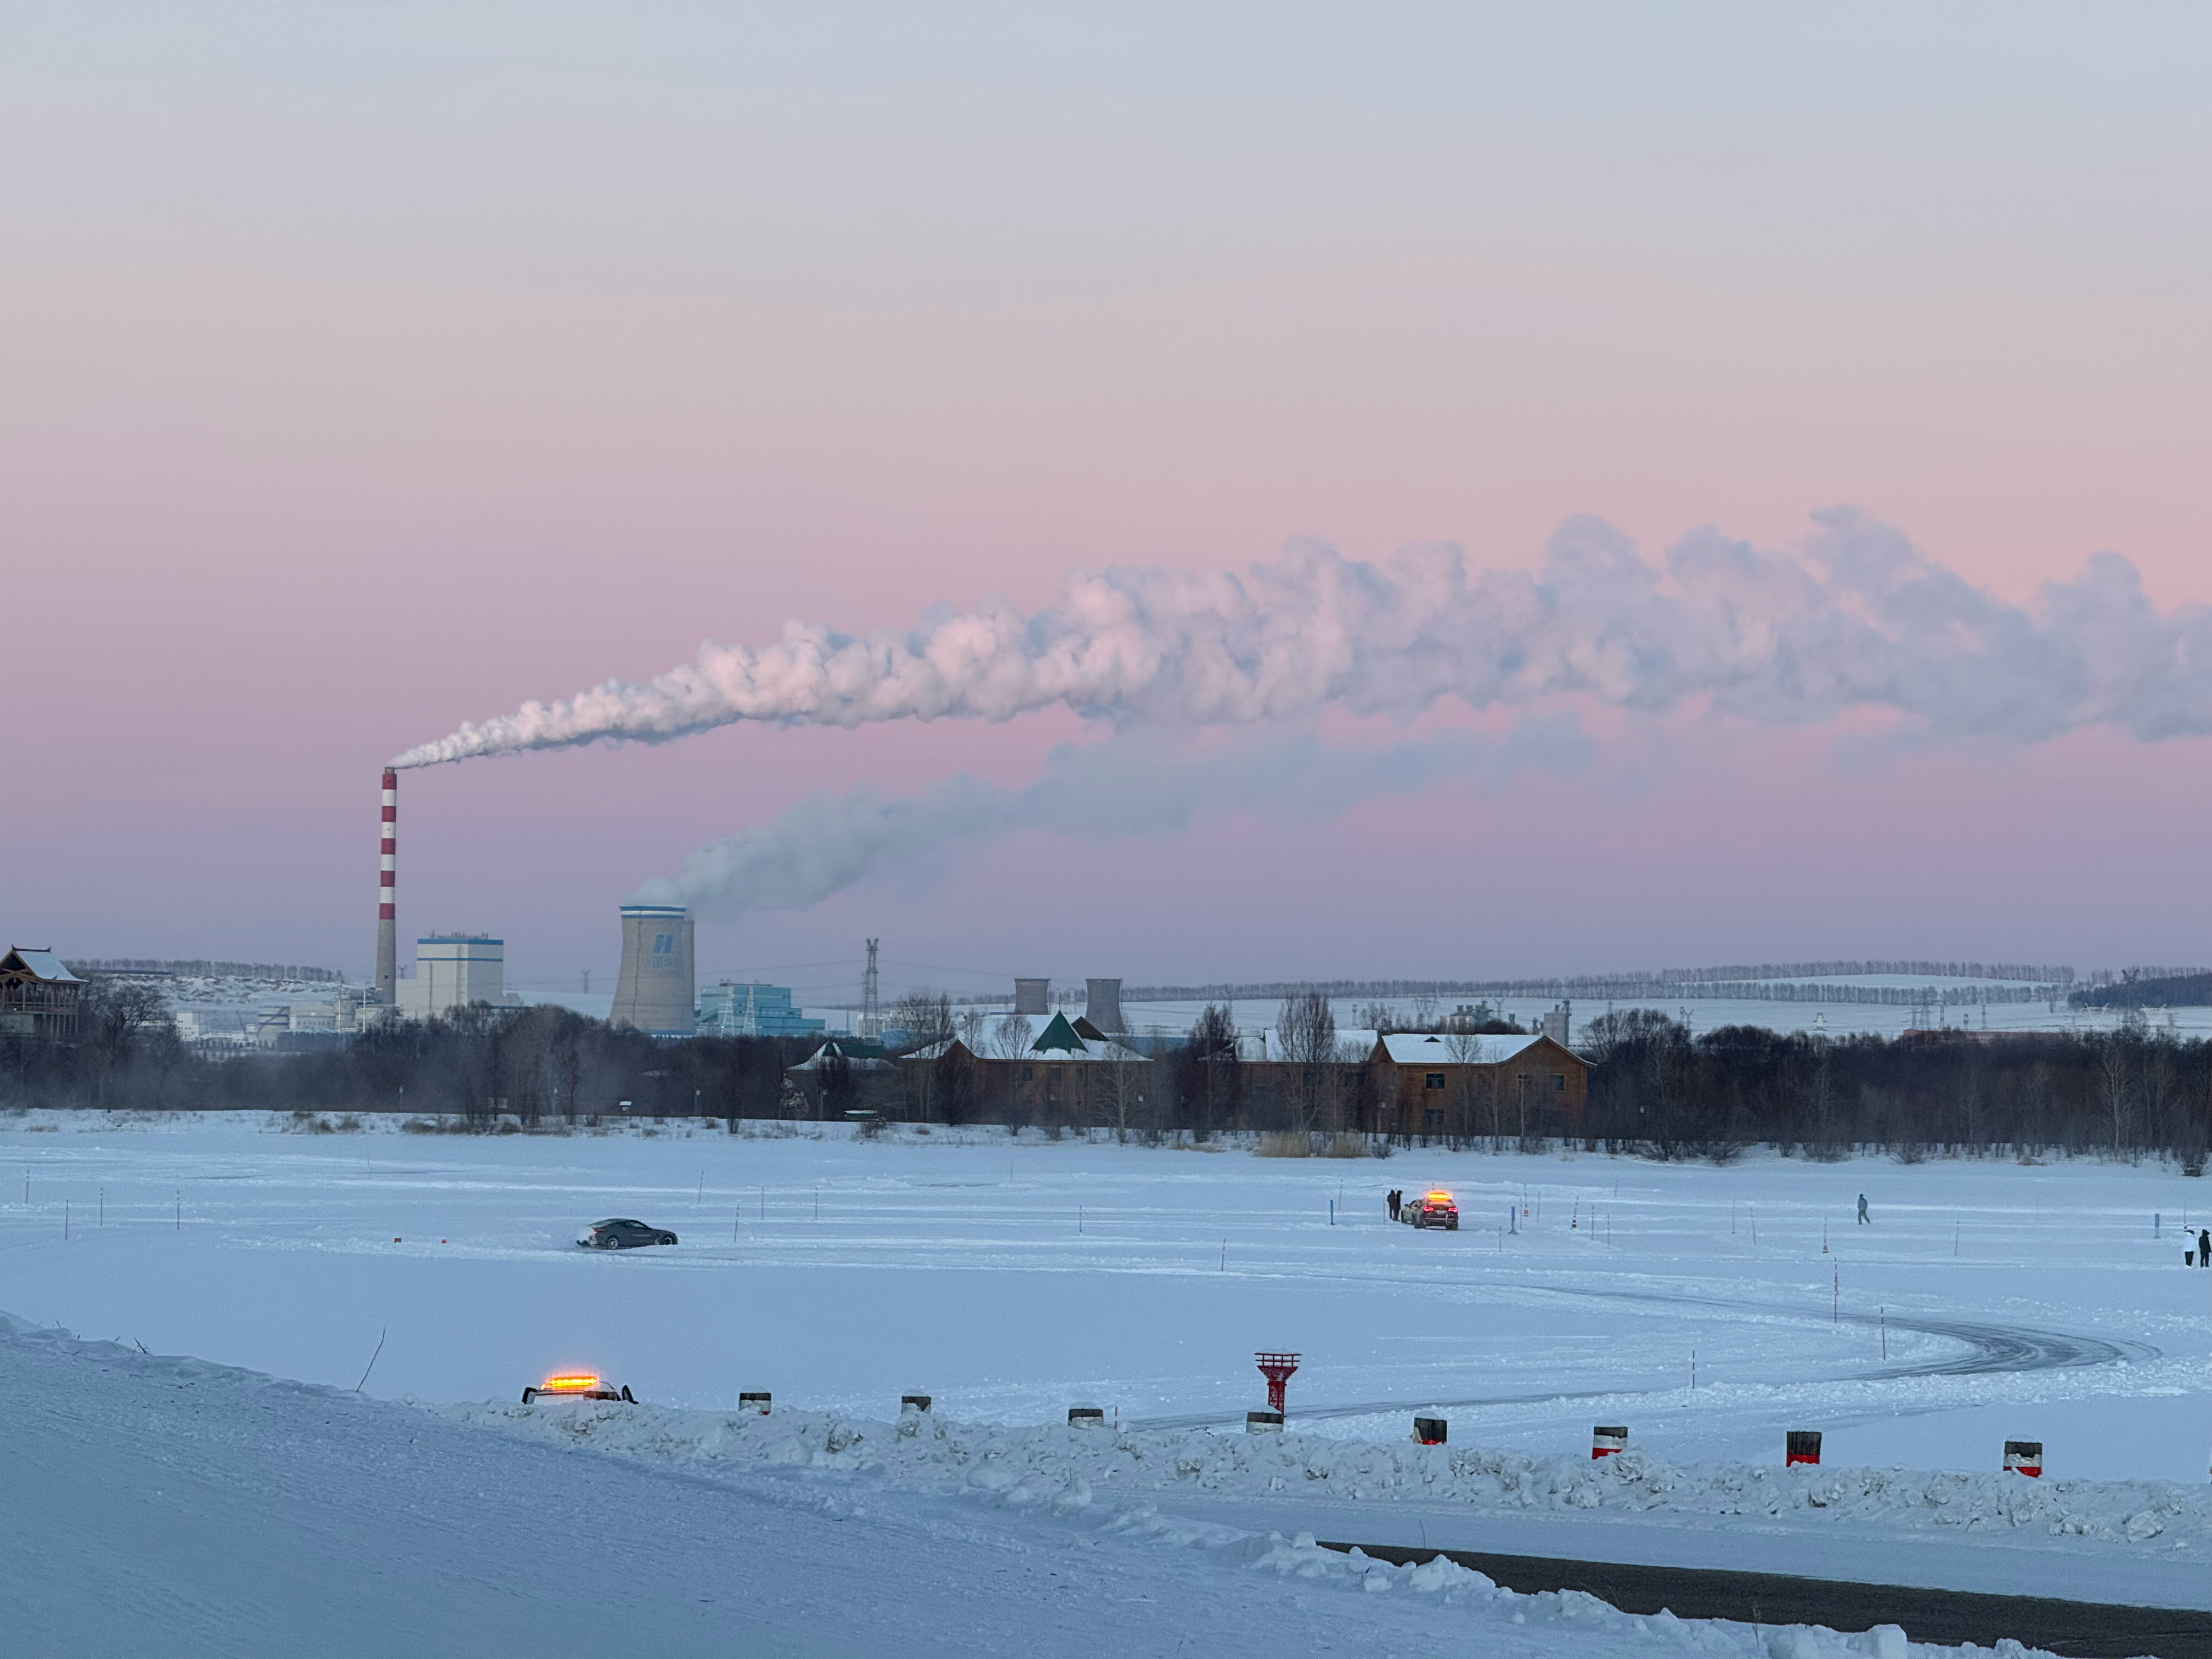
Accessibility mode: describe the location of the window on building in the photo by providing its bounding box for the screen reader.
[1551,1073,1566,1091]
[1424,1072,1446,1090]
[1423,1108,1444,1127]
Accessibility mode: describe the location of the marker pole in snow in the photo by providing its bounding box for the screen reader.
[1328,1199,1335,1226]
[1833,1265,1839,1324]
[1880,1306,1887,1359]
[63,1199,68,1240]
[1220,1238,1226,1272]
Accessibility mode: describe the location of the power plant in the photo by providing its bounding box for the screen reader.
[1013,978,1049,1015]
[611,904,695,1036]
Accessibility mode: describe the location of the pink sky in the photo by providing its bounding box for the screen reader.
[4,8,2208,998]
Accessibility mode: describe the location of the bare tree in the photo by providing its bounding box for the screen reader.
[889,990,953,1051]
[989,1013,1034,1123]
[1105,1042,1148,1142]
[2098,1035,2135,1152]
[1278,991,1345,1134]
[1181,1004,1239,1139]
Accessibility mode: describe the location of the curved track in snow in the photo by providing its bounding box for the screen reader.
[1131,1288,2157,1431]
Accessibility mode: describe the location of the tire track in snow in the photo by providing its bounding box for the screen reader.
[1130,1287,2157,1430]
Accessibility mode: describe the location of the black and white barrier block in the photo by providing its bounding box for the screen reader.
[1786,1430,1822,1467]
[901,1394,932,1414]
[1068,1405,1105,1429]
[1246,1410,1285,1434]
[1592,1425,1628,1460]
[738,1392,771,1415]
[2004,1439,2044,1478]
[1412,1415,1447,1446]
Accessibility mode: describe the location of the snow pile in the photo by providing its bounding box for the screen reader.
[430,1396,2208,1558]
[428,1395,2075,1657]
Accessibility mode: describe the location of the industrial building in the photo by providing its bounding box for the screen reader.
[697,981,825,1039]
[398,935,517,1020]
[0,947,84,1040]
[611,905,695,1037]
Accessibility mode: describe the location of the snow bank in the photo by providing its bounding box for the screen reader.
[428,1395,2088,1658]
[429,1395,2208,1559]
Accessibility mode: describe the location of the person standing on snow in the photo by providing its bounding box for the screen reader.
[2198,1227,2209,1266]
[1857,1193,1870,1225]
[1387,1189,1402,1222]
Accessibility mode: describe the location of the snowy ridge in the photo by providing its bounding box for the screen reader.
[432,1395,2207,1560]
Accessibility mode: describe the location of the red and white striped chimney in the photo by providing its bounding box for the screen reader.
[375,768,398,1004]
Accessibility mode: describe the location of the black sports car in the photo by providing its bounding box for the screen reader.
[577,1217,678,1249]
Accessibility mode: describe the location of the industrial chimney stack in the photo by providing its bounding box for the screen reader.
[375,768,398,1004]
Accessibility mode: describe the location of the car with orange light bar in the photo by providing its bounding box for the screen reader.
[1398,1189,1459,1230]
[520,1372,637,1405]
[577,1217,678,1250]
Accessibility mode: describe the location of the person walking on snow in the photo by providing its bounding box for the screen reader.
[2198,1227,2209,1266]
[1857,1193,1870,1225]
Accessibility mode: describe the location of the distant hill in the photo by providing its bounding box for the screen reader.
[2070,972,2212,1009]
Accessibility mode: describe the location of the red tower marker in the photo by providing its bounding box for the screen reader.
[1255,1351,1300,1413]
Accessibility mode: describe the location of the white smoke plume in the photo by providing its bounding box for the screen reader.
[390,509,2212,769]
[630,719,1588,918]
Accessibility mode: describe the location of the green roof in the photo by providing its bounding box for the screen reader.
[1031,1011,1086,1053]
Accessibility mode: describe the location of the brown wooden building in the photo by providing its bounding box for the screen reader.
[1365,1030,1589,1141]
[0,947,84,1041]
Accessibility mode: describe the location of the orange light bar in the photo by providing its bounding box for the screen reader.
[539,1373,601,1392]
[1424,1190,1453,1201]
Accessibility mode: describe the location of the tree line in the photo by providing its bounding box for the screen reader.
[4,986,2207,1165]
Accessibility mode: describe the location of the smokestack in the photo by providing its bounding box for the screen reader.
[611,905,696,1037]
[1084,978,1125,1035]
[376,768,397,1004]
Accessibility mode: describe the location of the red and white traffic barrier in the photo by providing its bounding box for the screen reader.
[1786,1430,1822,1467]
[1412,1415,1447,1446]
[1592,1425,1628,1459]
[738,1392,770,1415]
[2004,1439,2043,1478]
[1068,1406,1105,1429]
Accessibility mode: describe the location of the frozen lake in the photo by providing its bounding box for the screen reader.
[0,1112,2203,1486]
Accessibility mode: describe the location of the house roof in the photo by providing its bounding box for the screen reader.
[1032,1011,1085,1053]
[786,1039,895,1073]
[898,1018,1147,1065]
[1376,1031,1555,1065]
[2,949,82,984]
[1236,1028,1381,1062]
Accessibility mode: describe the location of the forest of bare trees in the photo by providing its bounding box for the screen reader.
[4,993,2208,1166]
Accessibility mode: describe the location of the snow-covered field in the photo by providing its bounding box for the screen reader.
[3,1109,2207,1644]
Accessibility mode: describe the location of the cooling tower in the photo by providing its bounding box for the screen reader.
[375,769,397,1004]
[611,905,695,1036]
[1013,978,1049,1015]
[1083,977,1125,1034]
